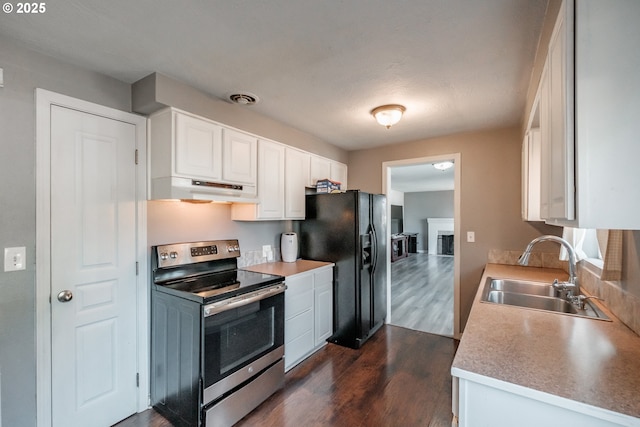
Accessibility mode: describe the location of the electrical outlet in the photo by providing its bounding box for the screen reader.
[4,247,26,272]
[466,231,475,243]
[262,245,274,261]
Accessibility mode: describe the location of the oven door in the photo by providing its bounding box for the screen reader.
[202,283,285,405]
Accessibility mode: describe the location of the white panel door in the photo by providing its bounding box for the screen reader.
[50,106,138,427]
[175,112,223,180]
[222,128,257,185]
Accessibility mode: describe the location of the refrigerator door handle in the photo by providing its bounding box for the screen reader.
[370,224,378,274]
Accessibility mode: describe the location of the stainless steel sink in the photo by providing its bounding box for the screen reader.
[480,277,610,321]
[489,278,557,297]
[484,290,578,314]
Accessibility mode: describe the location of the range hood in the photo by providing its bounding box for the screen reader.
[151,176,258,203]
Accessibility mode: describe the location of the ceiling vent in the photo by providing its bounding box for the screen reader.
[228,92,259,106]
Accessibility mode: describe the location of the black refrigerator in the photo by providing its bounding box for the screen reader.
[300,190,387,349]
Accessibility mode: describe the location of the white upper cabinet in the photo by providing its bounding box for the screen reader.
[535,0,640,229]
[231,139,285,220]
[545,0,575,222]
[222,128,257,185]
[148,108,257,201]
[309,155,331,187]
[310,155,348,191]
[522,128,542,221]
[150,107,347,211]
[174,112,223,180]
[285,148,310,219]
[330,161,348,190]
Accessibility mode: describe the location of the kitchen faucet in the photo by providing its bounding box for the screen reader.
[518,235,580,299]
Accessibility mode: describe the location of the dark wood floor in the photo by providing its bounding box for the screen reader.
[390,254,454,336]
[115,325,458,427]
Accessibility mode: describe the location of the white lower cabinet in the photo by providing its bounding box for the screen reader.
[284,266,333,371]
[454,375,636,427]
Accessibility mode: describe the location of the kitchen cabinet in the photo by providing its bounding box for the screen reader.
[535,0,640,229]
[330,160,348,190]
[455,376,628,427]
[310,155,348,190]
[233,144,347,221]
[221,128,257,186]
[452,263,640,427]
[309,155,331,187]
[231,139,285,220]
[148,108,257,201]
[285,147,310,219]
[174,111,223,180]
[284,266,333,371]
[521,128,542,221]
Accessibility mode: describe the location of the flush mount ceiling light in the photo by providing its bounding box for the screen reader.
[371,104,406,129]
[433,161,454,171]
[228,92,260,106]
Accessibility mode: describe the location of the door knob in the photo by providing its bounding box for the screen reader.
[57,290,73,302]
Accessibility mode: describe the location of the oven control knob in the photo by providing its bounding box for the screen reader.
[227,245,235,252]
[170,251,178,259]
[234,244,239,251]
[160,252,169,260]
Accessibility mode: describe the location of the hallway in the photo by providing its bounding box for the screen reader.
[389,253,454,336]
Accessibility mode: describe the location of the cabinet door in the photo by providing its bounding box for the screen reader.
[309,155,331,187]
[174,112,223,180]
[257,140,285,219]
[314,269,333,347]
[522,129,542,221]
[539,60,551,220]
[284,273,314,371]
[546,0,575,221]
[285,148,310,219]
[222,128,257,185]
[330,161,348,190]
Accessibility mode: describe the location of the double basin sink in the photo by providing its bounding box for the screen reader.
[480,277,610,321]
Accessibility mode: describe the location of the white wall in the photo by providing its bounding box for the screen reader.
[405,191,454,251]
[389,189,405,206]
[147,201,292,262]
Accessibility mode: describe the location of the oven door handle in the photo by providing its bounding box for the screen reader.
[203,283,286,317]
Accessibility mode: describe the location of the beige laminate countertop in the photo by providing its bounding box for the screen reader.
[242,259,333,277]
[452,263,640,419]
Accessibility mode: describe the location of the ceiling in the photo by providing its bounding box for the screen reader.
[0,0,548,151]
[390,162,455,193]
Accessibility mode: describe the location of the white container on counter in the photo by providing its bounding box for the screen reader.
[281,232,298,263]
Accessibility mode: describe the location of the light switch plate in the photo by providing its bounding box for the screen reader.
[466,231,475,243]
[4,247,26,272]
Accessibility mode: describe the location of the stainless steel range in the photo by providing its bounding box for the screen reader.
[150,239,285,427]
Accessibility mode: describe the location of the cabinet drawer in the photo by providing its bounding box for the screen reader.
[285,309,313,343]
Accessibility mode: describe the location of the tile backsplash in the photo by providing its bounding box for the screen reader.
[237,248,281,268]
[579,263,640,336]
[488,249,568,271]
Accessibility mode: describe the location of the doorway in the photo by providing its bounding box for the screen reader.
[382,154,461,339]
[36,89,148,426]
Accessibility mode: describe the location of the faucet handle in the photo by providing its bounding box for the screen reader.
[574,295,603,310]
